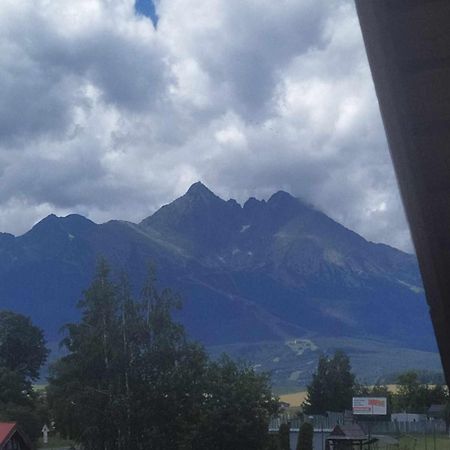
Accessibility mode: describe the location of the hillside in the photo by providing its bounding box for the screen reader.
[0,182,439,386]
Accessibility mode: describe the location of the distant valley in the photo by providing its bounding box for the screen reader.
[0,182,440,388]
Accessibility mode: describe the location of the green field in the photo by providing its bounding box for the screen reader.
[398,435,450,450]
[208,336,442,391]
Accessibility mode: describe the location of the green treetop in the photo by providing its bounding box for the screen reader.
[48,260,278,450]
[303,350,356,414]
[0,310,49,442]
[0,310,48,381]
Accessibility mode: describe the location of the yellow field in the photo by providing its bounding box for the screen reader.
[279,391,308,407]
[279,384,401,407]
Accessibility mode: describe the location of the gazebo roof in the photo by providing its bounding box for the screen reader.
[328,424,367,441]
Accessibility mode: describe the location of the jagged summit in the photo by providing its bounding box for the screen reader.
[142,182,223,227]
[181,181,226,207]
[185,181,215,197]
[267,190,311,210]
[23,214,60,236]
[139,184,418,275]
[25,213,95,235]
[267,190,299,210]
[141,184,306,227]
[141,182,243,252]
[269,190,294,201]
[37,213,58,223]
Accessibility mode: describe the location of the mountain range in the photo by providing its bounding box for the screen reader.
[0,182,440,386]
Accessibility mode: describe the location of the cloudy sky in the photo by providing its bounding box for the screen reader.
[0,0,412,251]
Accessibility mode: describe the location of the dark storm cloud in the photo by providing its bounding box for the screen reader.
[0,0,169,145]
[0,0,412,251]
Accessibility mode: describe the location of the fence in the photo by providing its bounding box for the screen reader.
[269,414,338,432]
[269,414,448,435]
[367,420,447,435]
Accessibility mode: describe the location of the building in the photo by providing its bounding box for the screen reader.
[279,401,291,410]
[391,413,426,423]
[0,423,32,450]
[326,423,372,450]
[428,404,446,420]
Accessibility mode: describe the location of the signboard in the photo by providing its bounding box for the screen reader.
[352,397,387,415]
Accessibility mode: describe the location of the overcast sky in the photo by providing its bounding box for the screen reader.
[0,0,413,251]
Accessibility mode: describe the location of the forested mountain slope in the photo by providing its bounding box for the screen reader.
[0,182,434,354]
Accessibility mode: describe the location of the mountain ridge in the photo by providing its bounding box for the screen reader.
[0,183,433,359]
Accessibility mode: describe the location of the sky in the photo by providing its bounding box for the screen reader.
[0,0,413,251]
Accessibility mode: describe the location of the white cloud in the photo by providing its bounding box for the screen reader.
[0,0,411,251]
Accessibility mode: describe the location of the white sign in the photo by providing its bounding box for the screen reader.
[352,397,387,415]
[42,424,49,444]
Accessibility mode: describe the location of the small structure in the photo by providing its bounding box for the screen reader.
[326,423,375,450]
[391,412,426,423]
[0,422,33,450]
[279,401,291,410]
[428,404,446,420]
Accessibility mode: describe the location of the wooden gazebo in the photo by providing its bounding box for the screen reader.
[326,424,376,450]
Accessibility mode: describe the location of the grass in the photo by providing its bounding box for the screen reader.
[33,384,47,392]
[37,434,75,449]
[397,435,450,450]
[209,336,442,391]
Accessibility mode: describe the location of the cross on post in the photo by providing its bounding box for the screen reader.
[42,424,50,444]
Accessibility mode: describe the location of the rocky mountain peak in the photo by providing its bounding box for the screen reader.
[268,190,298,207]
[183,181,223,204]
[186,181,213,195]
[0,183,433,360]
[26,214,59,233]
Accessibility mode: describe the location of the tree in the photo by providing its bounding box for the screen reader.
[48,261,278,450]
[392,371,448,413]
[370,382,391,397]
[265,434,281,450]
[278,423,290,450]
[0,310,48,380]
[0,311,49,442]
[426,384,448,406]
[297,422,313,450]
[47,261,121,448]
[303,351,356,414]
[394,371,421,412]
[194,355,278,450]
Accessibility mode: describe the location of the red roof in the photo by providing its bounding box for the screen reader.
[0,423,16,445]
